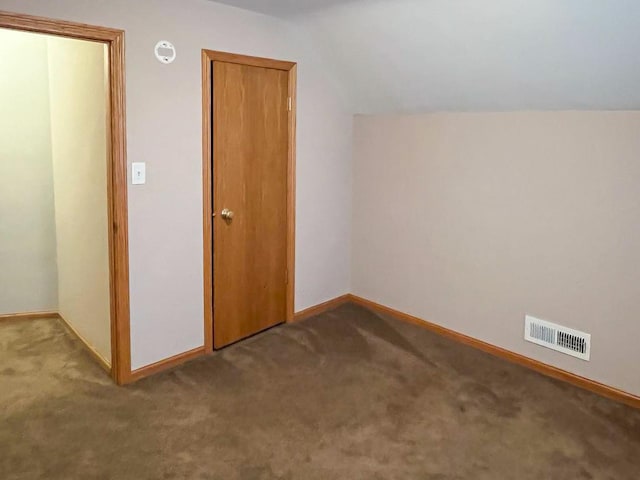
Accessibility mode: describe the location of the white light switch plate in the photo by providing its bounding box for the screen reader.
[132,162,146,185]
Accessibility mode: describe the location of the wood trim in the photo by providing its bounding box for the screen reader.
[286,65,297,323]
[57,313,111,373]
[106,22,131,386]
[294,294,351,322]
[129,347,206,382]
[202,51,214,354]
[202,50,297,350]
[0,11,131,385]
[0,10,123,40]
[0,311,59,321]
[348,294,640,409]
[202,50,295,71]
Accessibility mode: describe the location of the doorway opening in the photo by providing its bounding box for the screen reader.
[201,50,297,351]
[0,12,130,384]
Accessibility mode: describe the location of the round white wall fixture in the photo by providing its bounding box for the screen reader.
[154,41,176,64]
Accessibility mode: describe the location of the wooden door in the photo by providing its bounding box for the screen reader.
[212,61,289,348]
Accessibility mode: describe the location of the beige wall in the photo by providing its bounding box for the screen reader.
[353,112,640,396]
[0,29,58,315]
[0,0,353,369]
[47,37,111,363]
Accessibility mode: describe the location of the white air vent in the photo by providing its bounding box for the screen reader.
[524,315,591,361]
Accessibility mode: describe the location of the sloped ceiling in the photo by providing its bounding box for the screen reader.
[215,0,640,113]
[212,0,365,16]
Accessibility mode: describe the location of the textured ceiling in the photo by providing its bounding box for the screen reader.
[214,0,640,113]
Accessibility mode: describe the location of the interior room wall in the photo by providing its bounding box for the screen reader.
[47,36,112,363]
[352,111,640,396]
[0,0,353,369]
[0,29,58,315]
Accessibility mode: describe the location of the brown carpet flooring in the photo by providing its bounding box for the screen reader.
[1,303,639,480]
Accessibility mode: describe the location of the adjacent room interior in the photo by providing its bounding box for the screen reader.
[0,1,639,479]
[0,28,113,369]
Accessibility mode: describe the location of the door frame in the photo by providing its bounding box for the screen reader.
[201,50,297,352]
[0,11,132,384]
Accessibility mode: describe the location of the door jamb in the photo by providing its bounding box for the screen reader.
[0,11,132,385]
[201,50,297,353]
